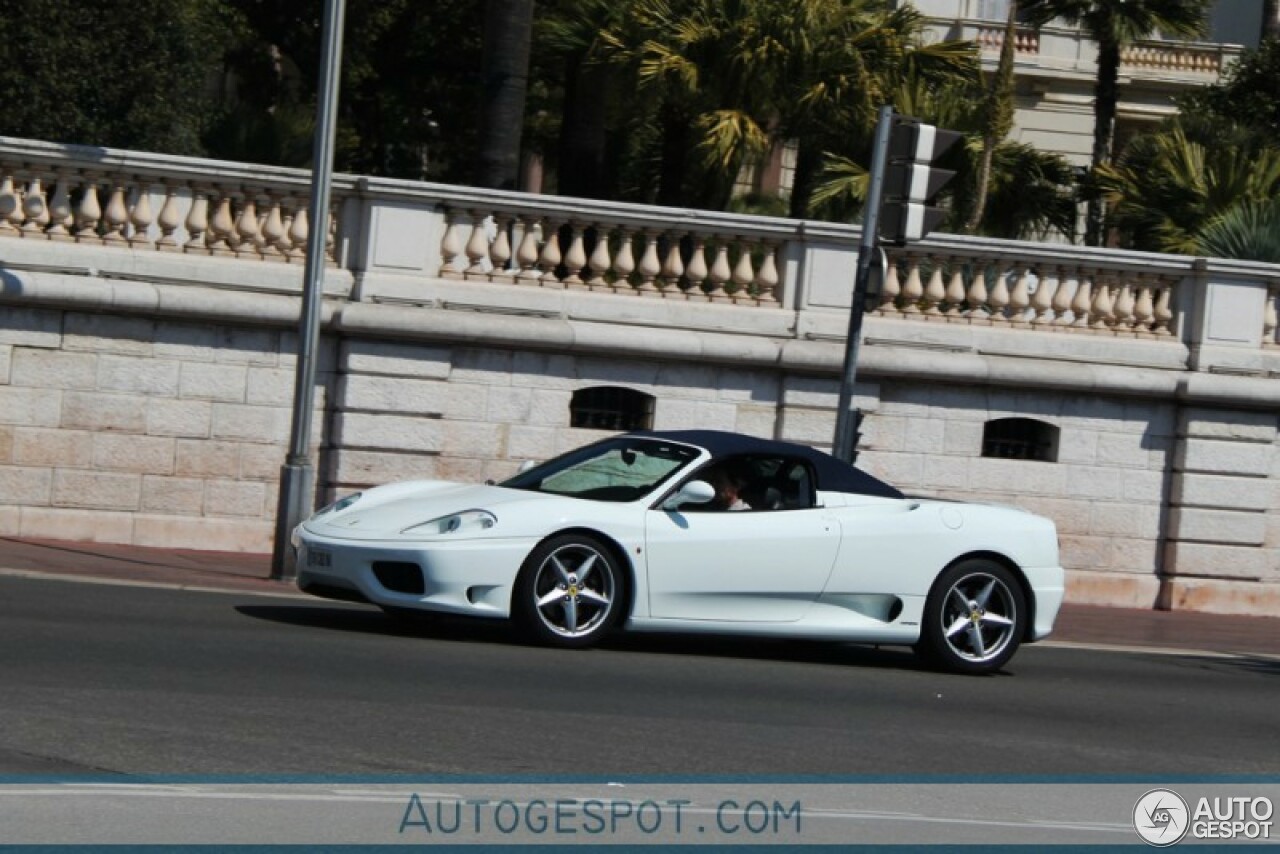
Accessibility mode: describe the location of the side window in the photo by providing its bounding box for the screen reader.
[683,456,816,512]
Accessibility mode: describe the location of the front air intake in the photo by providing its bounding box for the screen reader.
[371,561,425,595]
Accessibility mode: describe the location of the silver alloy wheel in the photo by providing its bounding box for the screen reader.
[530,542,616,639]
[938,571,1018,664]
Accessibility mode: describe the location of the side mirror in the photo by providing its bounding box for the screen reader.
[662,480,716,511]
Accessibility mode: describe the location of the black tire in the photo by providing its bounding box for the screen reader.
[513,533,626,649]
[917,558,1026,674]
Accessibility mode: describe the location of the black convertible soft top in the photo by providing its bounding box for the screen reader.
[632,429,904,500]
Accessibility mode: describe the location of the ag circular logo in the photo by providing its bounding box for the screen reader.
[1134,788,1190,846]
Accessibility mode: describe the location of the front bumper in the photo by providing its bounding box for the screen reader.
[294,525,536,618]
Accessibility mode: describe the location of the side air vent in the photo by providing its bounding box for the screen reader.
[372,561,425,595]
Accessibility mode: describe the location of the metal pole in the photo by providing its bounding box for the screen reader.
[270,0,347,581]
[832,105,895,464]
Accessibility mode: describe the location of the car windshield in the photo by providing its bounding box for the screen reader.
[501,437,700,502]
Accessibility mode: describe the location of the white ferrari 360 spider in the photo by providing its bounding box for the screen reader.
[295,430,1064,673]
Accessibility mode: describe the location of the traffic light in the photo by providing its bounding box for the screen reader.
[877,115,963,246]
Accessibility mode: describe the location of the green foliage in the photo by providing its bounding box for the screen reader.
[1195,198,1280,263]
[0,0,240,154]
[1179,38,1280,141]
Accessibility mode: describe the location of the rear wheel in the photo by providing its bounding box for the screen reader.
[917,559,1026,674]
[513,533,625,648]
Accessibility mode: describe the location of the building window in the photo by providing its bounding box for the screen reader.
[570,386,655,431]
[982,417,1059,462]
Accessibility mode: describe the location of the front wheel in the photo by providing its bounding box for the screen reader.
[917,559,1026,674]
[513,533,625,649]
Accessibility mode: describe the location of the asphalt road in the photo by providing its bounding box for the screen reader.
[3,575,1278,777]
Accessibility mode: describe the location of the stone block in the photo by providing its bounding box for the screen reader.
[734,404,777,439]
[240,444,285,480]
[332,412,442,452]
[1162,577,1280,617]
[653,397,737,431]
[246,367,296,406]
[1063,465,1122,500]
[97,355,180,396]
[338,374,447,416]
[1058,535,1115,571]
[0,344,9,383]
[878,385,932,418]
[1095,432,1152,468]
[442,420,503,458]
[147,398,212,438]
[434,455,484,483]
[0,387,62,427]
[180,362,248,402]
[340,339,452,379]
[204,479,268,517]
[902,418,947,454]
[214,328,280,366]
[1175,438,1273,477]
[133,514,273,552]
[175,440,241,478]
[1009,496,1093,536]
[487,385,533,422]
[211,404,291,444]
[155,322,217,362]
[1109,538,1162,574]
[865,415,908,452]
[655,363,718,399]
[780,376,841,409]
[778,407,836,445]
[858,451,924,488]
[576,355,659,387]
[329,449,438,485]
[1089,501,1161,538]
[0,505,18,535]
[1172,472,1270,511]
[529,389,576,426]
[510,352,577,389]
[0,425,11,463]
[0,466,53,505]
[51,470,140,510]
[1055,429,1098,465]
[1164,541,1269,578]
[942,420,983,457]
[450,348,514,385]
[1168,507,1266,546]
[93,434,176,475]
[13,428,93,468]
[141,476,205,514]
[1179,407,1278,443]
[715,369,780,405]
[0,307,62,348]
[1121,469,1166,503]
[10,349,98,389]
[921,455,969,490]
[971,457,1067,495]
[1063,570,1162,609]
[63,313,155,355]
[60,392,146,433]
[506,426,560,462]
[17,507,135,544]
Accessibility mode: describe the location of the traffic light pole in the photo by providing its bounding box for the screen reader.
[832,105,895,464]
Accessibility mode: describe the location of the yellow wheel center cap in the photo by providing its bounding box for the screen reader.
[568,585,579,597]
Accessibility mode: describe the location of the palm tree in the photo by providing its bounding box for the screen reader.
[1197,199,1280,263]
[964,0,1017,232]
[478,0,535,190]
[1018,0,1211,246]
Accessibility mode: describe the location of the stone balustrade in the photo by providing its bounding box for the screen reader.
[1121,41,1235,74]
[974,24,1040,55]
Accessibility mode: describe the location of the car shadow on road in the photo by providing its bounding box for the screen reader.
[234,602,955,674]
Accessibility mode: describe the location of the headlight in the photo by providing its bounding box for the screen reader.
[311,492,362,519]
[401,509,497,536]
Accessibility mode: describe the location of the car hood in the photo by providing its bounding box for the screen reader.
[300,480,624,541]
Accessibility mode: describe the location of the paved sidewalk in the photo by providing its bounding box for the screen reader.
[2,536,1278,657]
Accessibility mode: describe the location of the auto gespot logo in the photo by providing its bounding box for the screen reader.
[1133,788,1274,846]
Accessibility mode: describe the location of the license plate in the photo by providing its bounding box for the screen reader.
[307,548,332,568]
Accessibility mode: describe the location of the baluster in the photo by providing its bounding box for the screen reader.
[45,175,74,241]
[0,173,19,236]
[1263,284,1278,346]
[922,257,946,316]
[901,255,924,314]
[635,231,662,296]
[438,209,465,278]
[1152,281,1174,336]
[1070,271,1093,328]
[1008,266,1032,325]
[754,242,779,305]
[1031,265,1058,327]
[183,187,209,253]
[259,197,286,261]
[965,262,989,322]
[684,235,709,300]
[463,211,490,280]
[562,223,589,289]
[584,225,611,291]
[514,217,541,283]
[877,255,901,315]
[655,235,683,297]
[987,265,1011,322]
[489,215,514,281]
[206,190,236,255]
[1112,278,1136,334]
[21,177,49,237]
[730,242,756,303]
[155,187,183,252]
[128,185,155,248]
[944,260,966,319]
[325,203,338,266]
[1131,274,1156,336]
[612,229,636,293]
[74,179,102,245]
[537,220,564,288]
[1090,273,1114,330]
[101,183,130,245]
[1052,268,1076,327]
[286,204,309,262]
[706,241,732,303]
